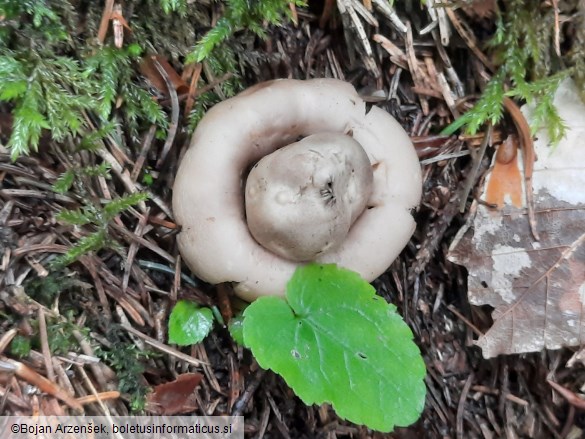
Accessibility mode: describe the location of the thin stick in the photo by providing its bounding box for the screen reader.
[184,63,203,116]
[1,358,83,412]
[459,124,492,213]
[77,365,125,439]
[122,325,206,367]
[153,57,179,169]
[76,391,121,405]
[0,328,17,354]
[503,97,539,240]
[447,304,484,337]
[319,0,336,28]
[231,368,267,416]
[171,255,180,302]
[38,307,56,383]
[456,373,474,439]
[130,125,157,182]
[552,0,561,56]
[445,7,494,72]
[372,0,406,33]
[110,221,175,263]
[122,208,150,292]
[97,0,115,44]
[289,2,299,25]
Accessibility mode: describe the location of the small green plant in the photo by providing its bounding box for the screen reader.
[0,46,166,159]
[7,308,87,358]
[164,0,296,132]
[0,0,74,45]
[96,342,157,412]
[9,335,32,358]
[444,0,570,144]
[0,1,167,160]
[53,176,148,266]
[47,313,89,355]
[227,315,245,346]
[0,52,95,160]
[170,264,426,432]
[187,0,306,63]
[83,45,167,139]
[25,268,81,305]
[168,300,214,346]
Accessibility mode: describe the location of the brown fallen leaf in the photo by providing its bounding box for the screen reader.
[139,55,189,97]
[146,372,203,415]
[448,79,585,358]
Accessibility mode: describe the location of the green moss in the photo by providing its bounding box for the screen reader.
[96,340,158,412]
[47,313,90,355]
[53,189,148,267]
[187,0,306,63]
[445,0,573,145]
[9,335,32,358]
[0,1,171,160]
[25,269,80,305]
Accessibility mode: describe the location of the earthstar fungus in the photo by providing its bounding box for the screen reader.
[245,132,374,262]
[173,78,422,301]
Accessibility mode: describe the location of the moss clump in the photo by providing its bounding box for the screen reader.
[445,0,583,144]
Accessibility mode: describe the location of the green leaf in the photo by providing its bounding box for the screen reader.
[141,171,154,186]
[243,264,426,432]
[168,301,214,346]
[228,315,245,346]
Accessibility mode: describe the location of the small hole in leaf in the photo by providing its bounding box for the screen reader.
[291,349,300,359]
[357,352,367,360]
